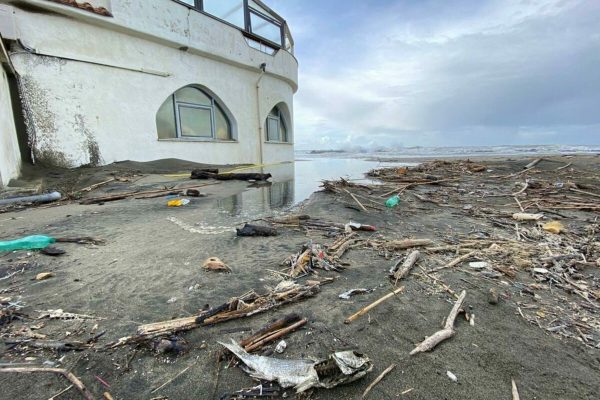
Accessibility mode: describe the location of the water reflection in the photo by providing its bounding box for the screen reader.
[216,158,413,217]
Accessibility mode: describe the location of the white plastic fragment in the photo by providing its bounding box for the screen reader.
[447,370,458,382]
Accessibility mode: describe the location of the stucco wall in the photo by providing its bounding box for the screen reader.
[4,0,297,167]
[0,64,21,186]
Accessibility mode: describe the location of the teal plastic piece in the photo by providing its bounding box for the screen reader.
[385,195,401,208]
[0,235,56,252]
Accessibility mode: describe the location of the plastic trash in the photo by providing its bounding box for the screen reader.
[385,195,401,208]
[0,235,56,252]
[167,199,190,207]
[0,191,61,206]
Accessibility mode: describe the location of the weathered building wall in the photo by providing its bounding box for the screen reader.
[0,64,21,186]
[4,0,297,167]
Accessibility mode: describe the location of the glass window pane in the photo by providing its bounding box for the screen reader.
[249,1,275,19]
[156,96,176,139]
[215,106,231,140]
[175,87,211,106]
[267,117,280,141]
[179,106,212,137]
[250,12,282,45]
[203,0,245,28]
[280,119,287,142]
[179,0,195,6]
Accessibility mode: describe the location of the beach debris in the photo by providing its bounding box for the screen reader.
[220,339,372,392]
[0,235,56,252]
[284,241,344,278]
[430,252,476,273]
[184,189,205,197]
[488,288,499,305]
[35,272,55,281]
[361,363,396,399]
[40,246,66,256]
[236,224,278,237]
[167,198,190,207]
[5,339,91,352]
[367,238,433,251]
[345,286,405,324]
[1,298,25,326]
[344,222,377,232]
[221,383,280,399]
[167,297,178,304]
[512,379,520,400]
[385,194,401,208]
[411,290,467,355]
[446,370,458,383]
[274,340,287,354]
[37,309,99,320]
[469,261,490,270]
[512,213,544,221]
[191,169,272,181]
[107,282,320,348]
[390,250,420,285]
[80,182,219,205]
[152,337,186,354]
[203,257,232,273]
[240,314,307,353]
[542,221,564,234]
[339,288,374,300]
[0,367,93,400]
[0,191,62,206]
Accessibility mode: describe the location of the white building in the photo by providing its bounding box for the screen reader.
[0,0,298,187]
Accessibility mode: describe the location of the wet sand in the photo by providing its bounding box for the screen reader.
[1,154,599,399]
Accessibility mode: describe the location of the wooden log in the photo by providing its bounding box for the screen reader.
[191,170,272,181]
[410,290,466,355]
[524,158,542,169]
[236,223,278,237]
[344,286,405,324]
[0,367,93,400]
[371,239,433,250]
[391,250,420,286]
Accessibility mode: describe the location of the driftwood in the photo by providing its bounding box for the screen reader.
[5,339,90,352]
[524,158,542,169]
[242,315,308,353]
[80,183,218,205]
[390,250,420,285]
[344,286,405,324]
[410,290,466,355]
[107,283,320,348]
[368,239,433,251]
[236,224,278,237]
[343,189,368,211]
[362,363,396,399]
[512,379,520,400]
[0,367,93,400]
[191,170,272,181]
[430,251,476,273]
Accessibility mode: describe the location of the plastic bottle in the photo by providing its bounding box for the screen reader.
[385,195,401,208]
[0,235,56,252]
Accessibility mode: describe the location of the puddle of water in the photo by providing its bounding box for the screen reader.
[218,158,414,215]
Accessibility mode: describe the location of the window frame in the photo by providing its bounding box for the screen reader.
[265,106,289,143]
[171,0,286,50]
[158,87,234,142]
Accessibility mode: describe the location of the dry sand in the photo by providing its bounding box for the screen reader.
[0,155,599,399]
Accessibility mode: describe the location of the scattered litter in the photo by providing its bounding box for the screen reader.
[220,339,372,392]
[0,235,56,252]
[446,371,458,382]
[202,257,231,273]
[339,288,374,300]
[167,198,190,207]
[40,247,66,256]
[275,340,287,354]
[542,221,564,234]
[512,213,543,221]
[468,261,490,270]
[35,272,55,281]
[167,297,178,304]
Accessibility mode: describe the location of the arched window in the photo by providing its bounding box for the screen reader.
[156,86,232,141]
[265,106,288,142]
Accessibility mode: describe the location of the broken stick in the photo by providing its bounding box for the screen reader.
[512,379,520,400]
[410,290,466,355]
[362,363,396,399]
[344,286,405,324]
[430,252,476,273]
[391,250,420,286]
[0,367,93,400]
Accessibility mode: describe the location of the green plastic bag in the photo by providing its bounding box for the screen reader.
[0,235,56,252]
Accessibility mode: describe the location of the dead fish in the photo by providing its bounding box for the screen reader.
[219,339,372,393]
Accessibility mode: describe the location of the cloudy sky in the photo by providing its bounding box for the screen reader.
[268,0,600,150]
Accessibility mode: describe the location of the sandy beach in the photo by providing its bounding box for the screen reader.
[1,154,599,399]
